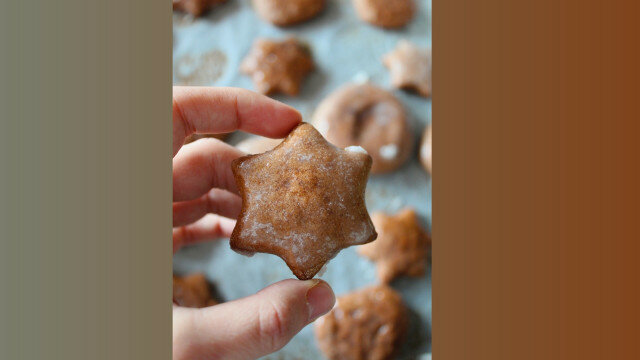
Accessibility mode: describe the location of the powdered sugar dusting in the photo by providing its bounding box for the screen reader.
[379,144,398,159]
[233,124,375,279]
[350,222,373,244]
[371,103,399,125]
[345,145,368,154]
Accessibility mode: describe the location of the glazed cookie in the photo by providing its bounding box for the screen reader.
[420,125,431,173]
[173,273,218,308]
[359,208,430,283]
[173,0,226,17]
[235,136,282,154]
[315,285,408,360]
[352,0,415,29]
[240,38,314,96]
[383,40,431,98]
[313,83,412,174]
[252,0,325,26]
[230,123,377,280]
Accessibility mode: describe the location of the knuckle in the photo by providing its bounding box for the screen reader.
[206,190,222,215]
[257,300,291,352]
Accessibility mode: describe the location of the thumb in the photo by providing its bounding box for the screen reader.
[173,279,335,360]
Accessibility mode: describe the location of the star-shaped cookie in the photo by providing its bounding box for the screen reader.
[358,208,430,283]
[230,123,377,280]
[383,40,431,98]
[240,38,314,96]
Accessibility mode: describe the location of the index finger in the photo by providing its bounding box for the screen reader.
[173,86,302,156]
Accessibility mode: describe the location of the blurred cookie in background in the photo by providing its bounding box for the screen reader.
[353,0,415,29]
[173,0,226,17]
[173,273,219,308]
[359,208,430,283]
[384,40,431,98]
[173,50,227,86]
[240,38,315,96]
[252,0,325,26]
[315,285,408,360]
[313,83,413,174]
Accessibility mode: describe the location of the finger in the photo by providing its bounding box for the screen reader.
[173,86,302,156]
[173,188,242,227]
[173,279,335,360]
[173,214,235,253]
[173,138,244,202]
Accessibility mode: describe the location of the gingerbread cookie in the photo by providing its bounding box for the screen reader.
[352,0,415,29]
[240,38,314,96]
[315,285,408,360]
[173,0,226,17]
[235,136,282,154]
[252,0,325,26]
[230,123,377,280]
[420,125,431,173]
[313,83,412,174]
[383,40,431,98]
[173,273,218,308]
[359,208,430,283]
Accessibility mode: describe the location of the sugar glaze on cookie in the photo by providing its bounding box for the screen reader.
[231,123,377,280]
[314,285,408,360]
[313,83,413,174]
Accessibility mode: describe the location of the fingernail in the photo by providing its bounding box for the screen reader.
[306,280,336,321]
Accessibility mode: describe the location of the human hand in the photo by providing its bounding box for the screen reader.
[172,86,336,360]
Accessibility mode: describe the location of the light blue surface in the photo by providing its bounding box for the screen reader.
[173,1,431,358]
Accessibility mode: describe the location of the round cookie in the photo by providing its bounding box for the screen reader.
[173,0,226,17]
[313,83,412,174]
[252,0,325,26]
[314,285,408,360]
[352,0,415,29]
[235,136,282,154]
[420,125,431,173]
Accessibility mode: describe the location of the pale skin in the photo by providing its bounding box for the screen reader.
[173,87,336,360]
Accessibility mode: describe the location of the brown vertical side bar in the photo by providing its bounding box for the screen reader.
[435,1,639,359]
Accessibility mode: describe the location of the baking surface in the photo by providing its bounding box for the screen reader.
[172,0,432,358]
